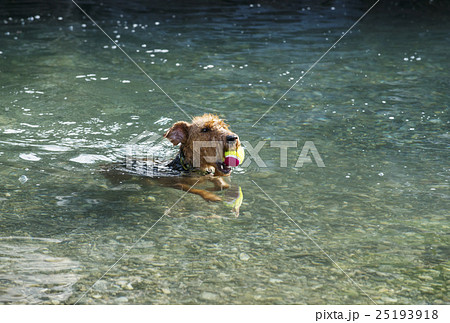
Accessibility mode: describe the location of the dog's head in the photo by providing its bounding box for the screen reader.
[164,114,241,176]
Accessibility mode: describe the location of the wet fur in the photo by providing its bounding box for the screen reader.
[106,114,241,202]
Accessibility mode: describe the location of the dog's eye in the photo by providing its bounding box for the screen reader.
[201,127,209,132]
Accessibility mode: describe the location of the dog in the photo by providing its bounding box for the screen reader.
[104,114,242,203]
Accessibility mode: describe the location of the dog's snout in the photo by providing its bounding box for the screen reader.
[226,135,238,142]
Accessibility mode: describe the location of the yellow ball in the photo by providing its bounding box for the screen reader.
[224,146,245,167]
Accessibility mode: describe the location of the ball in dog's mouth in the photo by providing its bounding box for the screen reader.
[223,146,245,167]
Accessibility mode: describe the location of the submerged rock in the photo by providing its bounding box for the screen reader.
[239,253,250,261]
[200,292,218,301]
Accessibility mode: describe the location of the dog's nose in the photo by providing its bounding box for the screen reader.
[226,135,238,142]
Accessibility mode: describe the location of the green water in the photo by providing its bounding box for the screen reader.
[0,1,448,304]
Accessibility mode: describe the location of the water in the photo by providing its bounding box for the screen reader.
[0,0,448,304]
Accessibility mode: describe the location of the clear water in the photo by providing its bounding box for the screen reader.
[0,1,448,304]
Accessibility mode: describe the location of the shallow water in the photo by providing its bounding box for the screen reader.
[0,0,448,304]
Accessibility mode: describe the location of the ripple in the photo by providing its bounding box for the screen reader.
[69,154,112,164]
[19,153,41,161]
[38,144,71,152]
[3,129,25,134]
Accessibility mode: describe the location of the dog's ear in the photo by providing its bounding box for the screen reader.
[164,121,189,145]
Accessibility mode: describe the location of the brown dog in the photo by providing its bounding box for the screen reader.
[105,114,241,202]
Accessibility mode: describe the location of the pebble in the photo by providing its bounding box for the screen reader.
[345,289,360,298]
[380,296,398,303]
[116,297,128,303]
[200,292,218,301]
[19,175,28,184]
[239,253,250,261]
[419,286,434,294]
[93,280,109,291]
[311,284,323,290]
[269,278,283,283]
[117,280,127,288]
